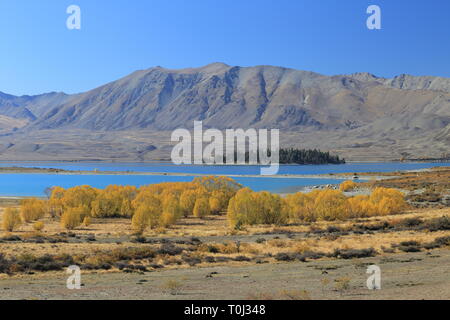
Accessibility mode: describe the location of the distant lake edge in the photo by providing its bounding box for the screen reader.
[0,161,448,197]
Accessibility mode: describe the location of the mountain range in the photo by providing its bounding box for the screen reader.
[0,63,449,161]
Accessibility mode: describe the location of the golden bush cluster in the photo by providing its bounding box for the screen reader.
[2,208,22,232]
[46,177,241,231]
[228,187,408,228]
[6,176,408,233]
[339,180,359,192]
[227,188,287,229]
[60,206,90,230]
[20,198,47,222]
[2,199,47,232]
[129,177,241,233]
[33,221,45,232]
[289,187,408,222]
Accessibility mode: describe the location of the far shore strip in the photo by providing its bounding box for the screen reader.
[0,167,393,180]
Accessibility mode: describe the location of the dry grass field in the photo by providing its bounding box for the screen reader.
[0,206,448,300]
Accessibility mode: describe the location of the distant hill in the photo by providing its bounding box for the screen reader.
[0,91,70,122]
[0,63,448,161]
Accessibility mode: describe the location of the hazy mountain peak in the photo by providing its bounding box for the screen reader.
[347,72,382,82]
[202,62,230,68]
[143,62,231,75]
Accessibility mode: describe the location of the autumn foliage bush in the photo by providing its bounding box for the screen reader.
[128,177,241,232]
[44,178,240,231]
[2,208,22,232]
[339,180,359,192]
[227,188,287,228]
[33,221,45,232]
[61,206,87,230]
[228,187,408,228]
[193,197,210,219]
[20,198,47,222]
[18,176,407,232]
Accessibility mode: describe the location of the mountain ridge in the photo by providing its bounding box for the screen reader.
[0,63,448,161]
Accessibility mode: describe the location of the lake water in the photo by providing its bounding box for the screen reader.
[0,174,345,197]
[0,161,449,175]
[0,162,448,197]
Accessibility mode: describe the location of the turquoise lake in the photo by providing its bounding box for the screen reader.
[0,162,448,197]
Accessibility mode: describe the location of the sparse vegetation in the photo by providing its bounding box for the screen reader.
[161,279,184,295]
[334,277,351,295]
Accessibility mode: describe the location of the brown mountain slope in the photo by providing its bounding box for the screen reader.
[0,63,448,161]
[25,63,450,133]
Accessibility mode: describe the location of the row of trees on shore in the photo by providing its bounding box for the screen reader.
[278,148,345,165]
[3,177,241,232]
[227,187,407,229]
[2,177,407,233]
[234,148,345,164]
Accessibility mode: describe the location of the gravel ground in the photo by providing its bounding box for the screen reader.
[1,249,449,300]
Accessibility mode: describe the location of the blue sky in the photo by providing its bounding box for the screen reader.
[1,0,449,96]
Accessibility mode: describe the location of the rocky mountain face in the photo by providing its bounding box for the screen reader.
[0,63,449,161]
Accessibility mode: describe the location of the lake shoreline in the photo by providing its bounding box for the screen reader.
[0,166,385,180]
[0,163,447,198]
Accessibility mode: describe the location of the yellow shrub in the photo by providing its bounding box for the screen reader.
[83,216,92,226]
[20,198,47,222]
[209,197,222,215]
[285,192,316,222]
[162,194,182,220]
[313,189,347,221]
[62,185,98,211]
[340,180,358,192]
[161,211,177,228]
[131,200,162,233]
[254,191,287,225]
[90,185,137,218]
[193,197,210,219]
[120,199,134,217]
[227,188,288,228]
[179,190,198,217]
[48,186,65,217]
[345,195,370,218]
[60,207,85,230]
[132,191,161,210]
[209,190,229,215]
[227,188,257,228]
[2,208,22,232]
[369,187,408,216]
[131,206,149,234]
[33,221,45,232]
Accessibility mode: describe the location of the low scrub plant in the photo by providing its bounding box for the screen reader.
[2,208,22,232]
